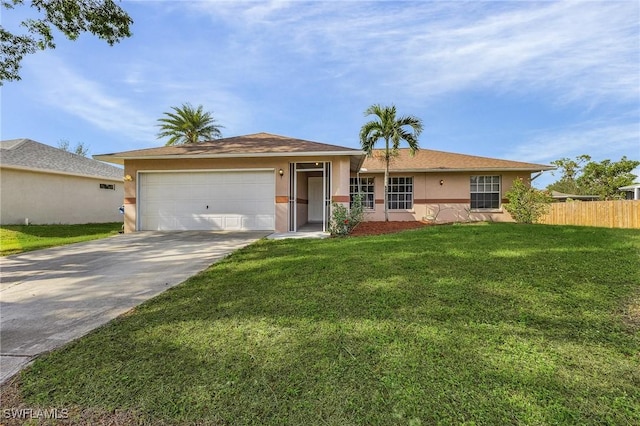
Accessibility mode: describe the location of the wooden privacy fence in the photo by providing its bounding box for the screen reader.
[539,200,640,229]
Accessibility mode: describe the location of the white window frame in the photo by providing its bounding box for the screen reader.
[387,176,413,210]
[470,175,501,210]
[350,177,375,210]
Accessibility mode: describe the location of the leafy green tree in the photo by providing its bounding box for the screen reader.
[577,156,640,200]
[156,103,224,146]
[504,178,552,224]
[58,139,89,156]
[547,155,639,200]
[547,155,591,195]
[1,0,133,84]
[359,104,423,221]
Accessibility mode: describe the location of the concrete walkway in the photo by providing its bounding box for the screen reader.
[267,223,330,240]
[0,231,267,384]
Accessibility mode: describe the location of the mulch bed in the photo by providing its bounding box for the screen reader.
[349,221,431,236]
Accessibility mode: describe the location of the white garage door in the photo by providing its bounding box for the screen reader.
[139,170,275,231]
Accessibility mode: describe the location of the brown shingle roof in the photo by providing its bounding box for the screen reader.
[94,132,552,173]
[361,148,553,172]
[94,133,363,165]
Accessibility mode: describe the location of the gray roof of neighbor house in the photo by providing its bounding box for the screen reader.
[619,183,640,190]
[0,139,123,180]
[551,191,600,201]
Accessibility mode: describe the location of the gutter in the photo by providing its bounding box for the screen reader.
[531,170,545,181]
[359,167,556,173]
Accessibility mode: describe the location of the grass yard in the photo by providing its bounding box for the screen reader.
[0,223,122,256]
[3,223,639,425]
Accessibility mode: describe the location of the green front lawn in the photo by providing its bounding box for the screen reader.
[0,223,123,256]
[8,223,640,424]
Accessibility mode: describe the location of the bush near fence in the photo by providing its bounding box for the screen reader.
[539,200,640,229]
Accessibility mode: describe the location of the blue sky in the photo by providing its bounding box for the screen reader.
[2,0,639,188]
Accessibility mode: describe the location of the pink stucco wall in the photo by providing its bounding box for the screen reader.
[122,156,353,233]
[354,171,532,223]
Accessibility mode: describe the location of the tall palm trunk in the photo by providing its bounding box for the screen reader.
[384,137,390,222]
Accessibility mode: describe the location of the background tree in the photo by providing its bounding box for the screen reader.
[547,155,591,195]
[57,139,89,157]
[359,104,423,221]
[547,155,639,200]
[156,103,224,146]
[504,178,552,224]
[577,157,640,200]
[1,0,133,84]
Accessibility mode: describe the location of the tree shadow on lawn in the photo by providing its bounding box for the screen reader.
[12,224,640,424]
[1,223,122,239]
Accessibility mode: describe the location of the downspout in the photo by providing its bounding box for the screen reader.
[531,170,545,181]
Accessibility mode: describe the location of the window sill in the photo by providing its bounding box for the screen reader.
[470,209,503,213]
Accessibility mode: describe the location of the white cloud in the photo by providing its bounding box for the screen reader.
[10,0,637,158]
[28,55,156,143]
[504,120,640,164]
[24,52,252,145]
[187,0,640,106]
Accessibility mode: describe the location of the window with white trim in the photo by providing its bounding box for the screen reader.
[470,175,501,209]
[350,177,375,209]
[388,177,413,210]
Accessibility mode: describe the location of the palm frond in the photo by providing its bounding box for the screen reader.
[359,104,423,155]
[156,102,224,146]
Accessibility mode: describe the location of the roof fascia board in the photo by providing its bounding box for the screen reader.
[360,167,555,173]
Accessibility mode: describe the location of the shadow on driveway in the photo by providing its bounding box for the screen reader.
[0,231,268,383]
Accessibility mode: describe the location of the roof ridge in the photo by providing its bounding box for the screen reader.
[0,138,30,150]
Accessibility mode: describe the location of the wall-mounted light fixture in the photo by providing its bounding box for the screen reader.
[278,168,284,178]
[124,174,134,182]
[439,179,444,186]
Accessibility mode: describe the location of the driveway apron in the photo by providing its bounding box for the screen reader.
[0,231,267,384]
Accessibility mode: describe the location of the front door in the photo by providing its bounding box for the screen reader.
[308,177,323,222]
[289,162,331,232]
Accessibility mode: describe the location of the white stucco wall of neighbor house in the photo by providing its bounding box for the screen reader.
[0,168,124,224]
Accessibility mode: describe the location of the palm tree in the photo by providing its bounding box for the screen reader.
[156,103,224,146]
[359,104,423,221]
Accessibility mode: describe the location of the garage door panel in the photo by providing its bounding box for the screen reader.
[240,173,264,184]
[258,217,273,229]
[222,216,241,230]
[208,216,224,230]
[139,171,275,231]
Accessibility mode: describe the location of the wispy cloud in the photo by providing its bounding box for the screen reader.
[28,55,155,144]
[505,119,640,164]
[10,0,637,156]
[26,53,251,145]
[189,0,639,106]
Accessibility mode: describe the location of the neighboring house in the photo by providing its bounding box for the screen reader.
[550,191,600,202]
[94,132,553,233]
[619,183,640,200]
[1,139,124,225]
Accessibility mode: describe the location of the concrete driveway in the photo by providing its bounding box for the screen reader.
[0,231,268,384]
